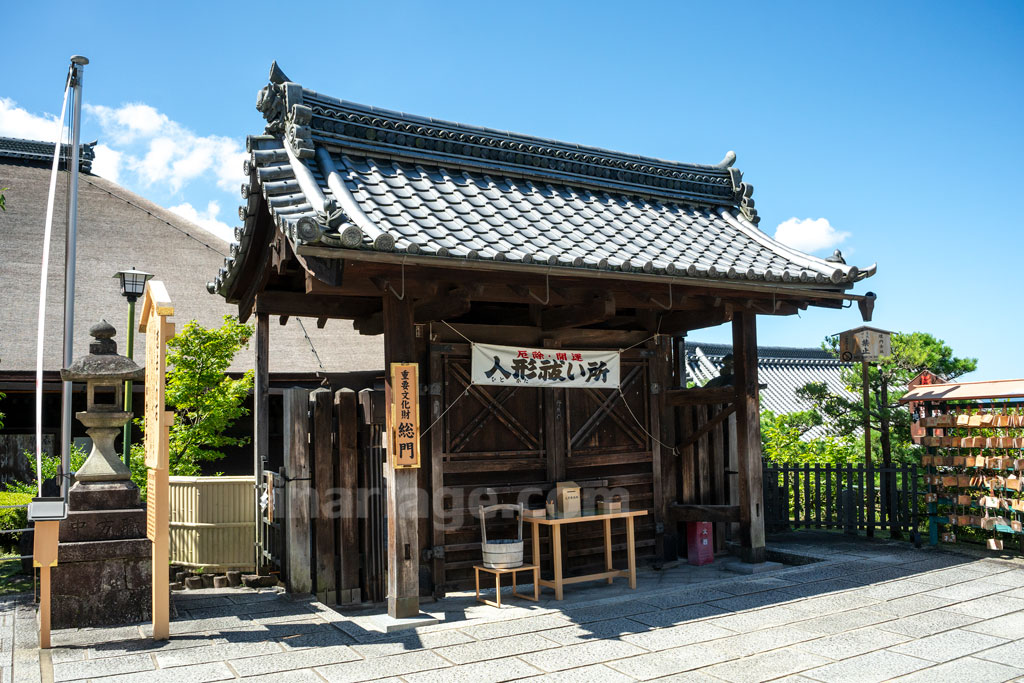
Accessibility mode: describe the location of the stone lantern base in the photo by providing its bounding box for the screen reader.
[51,481,152,629]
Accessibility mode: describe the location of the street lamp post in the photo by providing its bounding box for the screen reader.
[113,268,153,466]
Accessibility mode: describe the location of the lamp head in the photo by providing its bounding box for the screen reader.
[113,267,153,303]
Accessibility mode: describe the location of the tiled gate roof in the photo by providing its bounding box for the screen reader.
[211,63,875,298]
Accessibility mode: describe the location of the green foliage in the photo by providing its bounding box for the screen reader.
[143,316,253,477]
[0,493,32,550]
[760,410,860,465]
[5,445,88,495]
[0,187,6,211]
[797,331,977,465]
[128,441,149,499]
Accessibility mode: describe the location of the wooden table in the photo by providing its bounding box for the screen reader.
[473,563,539,608]
[525,509,647,600]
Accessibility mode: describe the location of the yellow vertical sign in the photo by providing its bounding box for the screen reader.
[389,363,421,469]
[139,281,174,641]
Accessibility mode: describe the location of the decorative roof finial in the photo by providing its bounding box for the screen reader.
[269,61,291,85]
[826,249,846,264]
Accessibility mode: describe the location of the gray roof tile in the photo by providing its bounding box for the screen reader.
[211,70,877,296]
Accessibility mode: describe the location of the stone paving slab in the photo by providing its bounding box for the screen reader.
[5,532,1024,682]
[890,655,1024,683]
[702,647,831,683]
[802,649,934,683]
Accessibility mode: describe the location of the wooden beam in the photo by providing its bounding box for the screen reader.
[659,307,733,335]
[414,286,472,323]
[354,312,383,336]
[541,292,616,330]
[665,386,738,406]
[312,391,336,604]
[284,388,312,593]
[733,310,766,563]
[670,504,741,523]
[383,291,420,619]
[253,313,269,573]
[335,389,361,604]
[677,404,736,451]
[256,291,380,320]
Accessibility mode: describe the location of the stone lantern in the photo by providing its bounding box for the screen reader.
[60,320,144,483]
[52,320,151,628]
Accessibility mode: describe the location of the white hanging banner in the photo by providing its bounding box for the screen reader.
[471,343,620,389]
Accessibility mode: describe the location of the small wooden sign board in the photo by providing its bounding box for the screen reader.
[140,280,174,641]
[388,362,421,469]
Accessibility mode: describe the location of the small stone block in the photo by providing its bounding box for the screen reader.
[724,560,785,575]
[242,574,279,588]
[185,576,203,590]
[226,570,242,586]
[213,575,229,588]
[170,582,184,590]
[365,612,439,633]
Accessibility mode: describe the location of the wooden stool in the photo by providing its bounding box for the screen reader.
[473,564,539,608]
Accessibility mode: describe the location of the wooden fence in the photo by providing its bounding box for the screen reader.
[762,461,920,537]
[169,476,256,571]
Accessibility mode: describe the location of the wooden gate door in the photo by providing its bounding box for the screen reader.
[429,342,547,592]
[560,350,658,574]
[428,342,661,592]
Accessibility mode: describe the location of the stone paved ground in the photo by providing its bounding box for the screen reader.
[7,533,1024,682]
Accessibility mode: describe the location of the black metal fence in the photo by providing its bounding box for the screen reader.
[763,461,920,537]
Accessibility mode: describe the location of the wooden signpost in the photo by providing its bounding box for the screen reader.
[139,281,174,640]
[32,520,60,648]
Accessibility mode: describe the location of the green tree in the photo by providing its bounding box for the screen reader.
[760,409,860,465]
[132,316,254,483]
[799,331,977,464]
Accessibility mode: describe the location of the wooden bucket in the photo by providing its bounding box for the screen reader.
[479,503,524,569]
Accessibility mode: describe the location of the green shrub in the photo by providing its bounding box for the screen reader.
[5,445,88,495]
[0,492,32,550]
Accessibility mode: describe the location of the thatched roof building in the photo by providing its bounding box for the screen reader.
[0,136,381,377]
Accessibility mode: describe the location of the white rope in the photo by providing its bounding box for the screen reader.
[441,320,474,344]
[421,384,472,438]
[36,74,72,497]
[617,386,679,456]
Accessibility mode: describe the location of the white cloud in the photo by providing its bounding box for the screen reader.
[85,102,246,192]
[90,144,122,183]
[774,217,850,254]
[0,97,66,142]
[168,201,234,243]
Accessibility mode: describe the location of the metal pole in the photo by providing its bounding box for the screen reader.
[122,297,136,466]
[861,359,873,538]
[60,55,88,499]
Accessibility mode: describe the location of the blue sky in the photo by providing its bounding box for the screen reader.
[3,1,1022,380]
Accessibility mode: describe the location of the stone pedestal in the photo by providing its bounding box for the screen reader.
[51,481,152,628]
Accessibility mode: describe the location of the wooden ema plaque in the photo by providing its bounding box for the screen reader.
[139,280,174,641]
[388,362,421,469]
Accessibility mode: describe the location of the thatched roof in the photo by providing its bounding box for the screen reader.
[0,137,382,375]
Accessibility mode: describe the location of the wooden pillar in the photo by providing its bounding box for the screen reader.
[650,335,676,560]
[336,388,361,604]
[284,387,312,593]
[732,311,766,563]
[312,390,337,604]
[254,312,269,572]
[383,292,420,619]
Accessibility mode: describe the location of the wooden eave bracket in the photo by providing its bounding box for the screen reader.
[540,292,616,331]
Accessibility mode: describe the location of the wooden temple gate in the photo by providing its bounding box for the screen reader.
[216,64,875,618]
